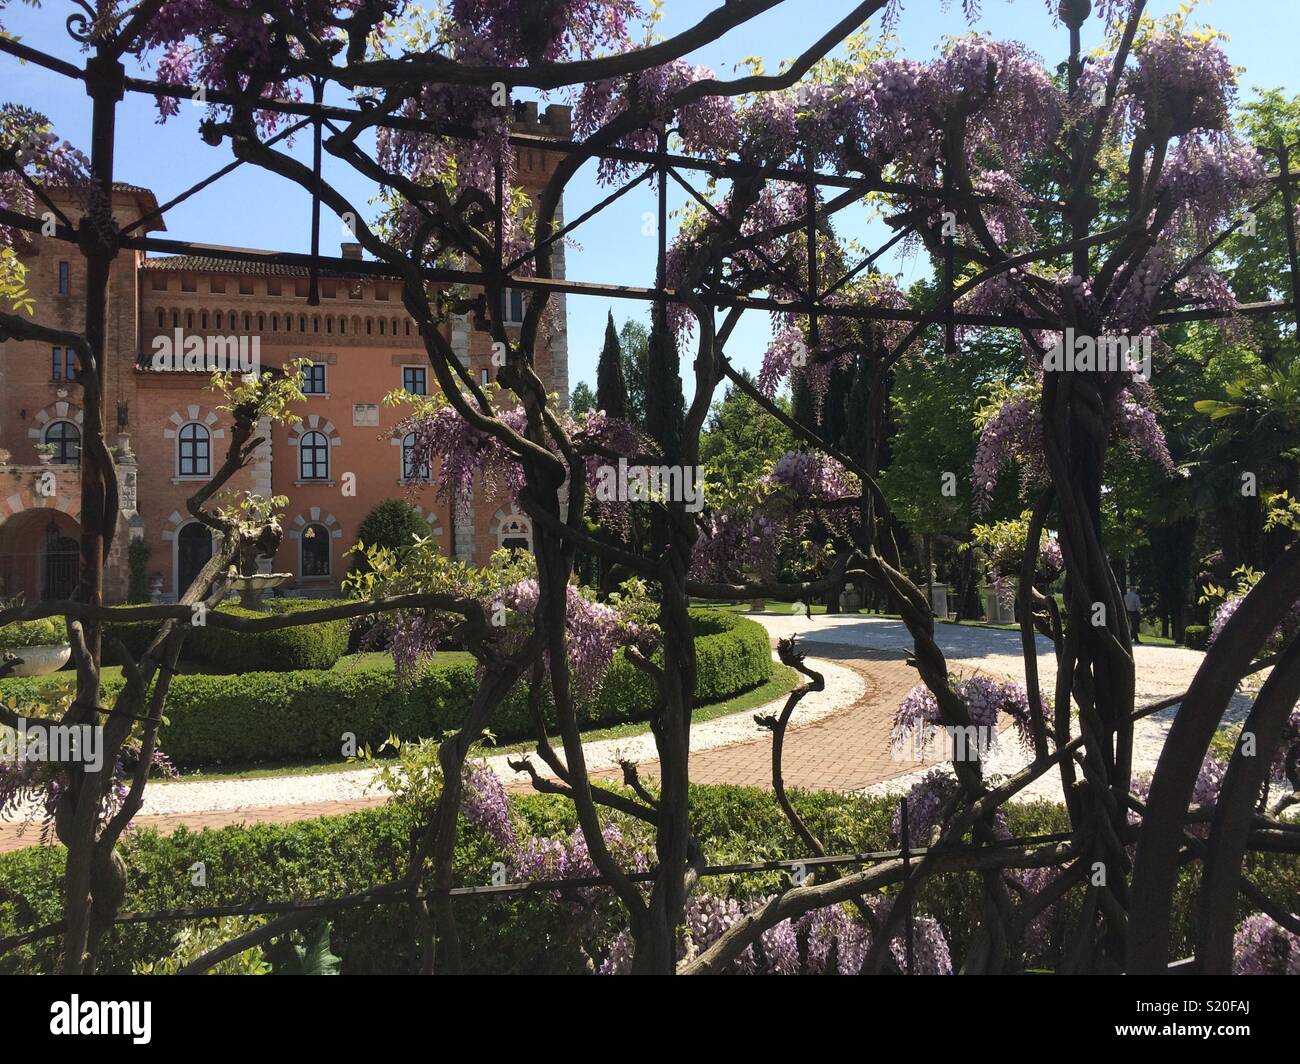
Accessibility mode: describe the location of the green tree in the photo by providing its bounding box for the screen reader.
[352,499,429,572]
[644,307,685,463]
[700,373,794,497]
[596,310,629,418]
[569,380,596,416]
[619,317,650,426]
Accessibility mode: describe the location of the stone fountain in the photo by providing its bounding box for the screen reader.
[227,570,293,611]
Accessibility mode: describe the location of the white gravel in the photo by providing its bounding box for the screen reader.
[3,613,1256,820]
[2,654,864,822]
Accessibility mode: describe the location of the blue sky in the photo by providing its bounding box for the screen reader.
[3,0,1297,395]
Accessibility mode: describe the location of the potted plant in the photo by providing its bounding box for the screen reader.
[34,443,55,465]
[0,615,72,677]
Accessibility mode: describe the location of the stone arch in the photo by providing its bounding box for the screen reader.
[27,400,84,456]
[288,508,343,575]
[164,404,224,477]
[288,414,342,450]
[409,504,445,541]
[492,505,532,552]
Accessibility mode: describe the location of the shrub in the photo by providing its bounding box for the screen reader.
[0,616,68,651]
[0,610,771,766]
[3,785,1294,974]
[1183,624,1210,650]
[103,599,359,669]
[155,657,485,764]
[127,540,152,604]
[351,499,429,572]
[590,608,772,723]
[104,609,164,665]
[186,602,350,673]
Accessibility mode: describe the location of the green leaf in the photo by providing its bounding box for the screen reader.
[269,921,341,975]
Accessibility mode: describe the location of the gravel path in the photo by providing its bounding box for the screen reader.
[750,611,1252,805]
[1,655,864,825]
[0,612,1258,846]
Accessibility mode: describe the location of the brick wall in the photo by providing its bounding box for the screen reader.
[0,124,571,602]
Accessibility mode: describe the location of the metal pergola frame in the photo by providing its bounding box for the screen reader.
[3,3,1300,976]
[3,26,1299,343]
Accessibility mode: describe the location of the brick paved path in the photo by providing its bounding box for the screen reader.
[0,641,921,854]
[591,643,919,792]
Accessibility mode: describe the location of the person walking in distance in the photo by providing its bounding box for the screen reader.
[1124,585,1143,645]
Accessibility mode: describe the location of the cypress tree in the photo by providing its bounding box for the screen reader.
[596,310,629,418]
[644,304,685,463]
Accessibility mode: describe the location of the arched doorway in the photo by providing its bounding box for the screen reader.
[0,510,81,603]
[176,522,213,595]
[42,521,79,600]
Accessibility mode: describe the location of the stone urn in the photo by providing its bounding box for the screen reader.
[5,643,72,677]
[228,571,293,611]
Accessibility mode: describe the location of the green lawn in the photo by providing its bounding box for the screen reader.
[154,663,803,784]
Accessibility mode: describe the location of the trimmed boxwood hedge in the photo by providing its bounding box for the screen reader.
[1182,624,1210,650]
[104,599,351,673]
[2,786,1294,974]
[187,602,350,673]
[0,609,771,767]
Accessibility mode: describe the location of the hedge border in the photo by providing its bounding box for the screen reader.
[3,787,1292,974]
[0,609,772,767]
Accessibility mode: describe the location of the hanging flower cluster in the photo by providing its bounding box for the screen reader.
[688,508,782,584]
[1232,913,1300,975]
[445,0,642,67]
[600,891,952,975]
[575,61,739,183]
[0,715,176,844]
[892,675,1038,755]
[0,105,94,256]
[398,399,649,511]
[973,374,1174,511]
[1207,593,1300,653]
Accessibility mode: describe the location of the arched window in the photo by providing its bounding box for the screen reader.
[244,312,252,331]
[186,311,194,329]
[156,308,165,328]
[176,521,213,594]
[172,310,179,327]
[299,430,329,481]
[43,420,80,465]
[272,313,279,331]
[177,422,211,477]
[401,432,429,482]
[214,311,222,329]
[300,522,331,577]
[201,311,208,329]
[498,514,531,552]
